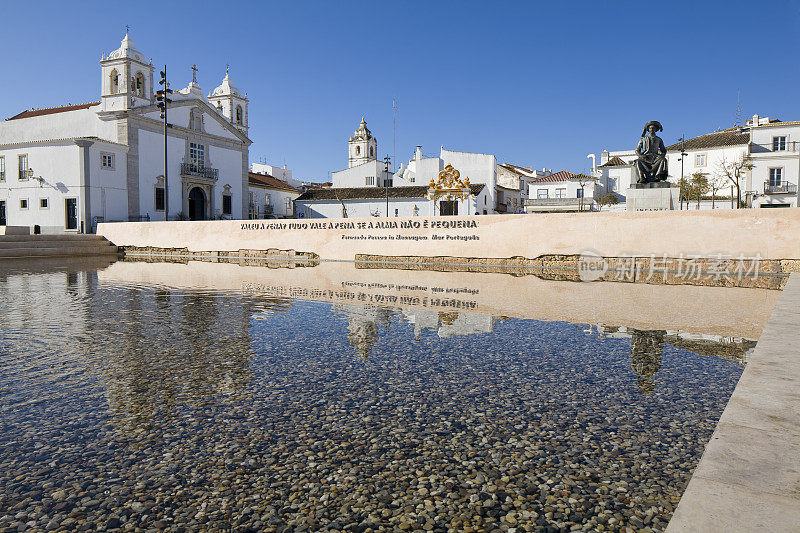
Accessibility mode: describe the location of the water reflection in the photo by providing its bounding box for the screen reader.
[0,259,762,532]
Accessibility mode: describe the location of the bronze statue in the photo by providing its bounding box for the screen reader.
[635,121,668,183]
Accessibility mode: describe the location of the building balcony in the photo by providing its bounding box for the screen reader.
[764,181,797,194]
[180,163,218,180]
[750,141,800,154]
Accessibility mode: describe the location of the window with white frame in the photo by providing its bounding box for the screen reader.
[772,136,787,151]
[18,154,28,180]
[40,198,48,209]
[538,189,548,199]
[0,156,4,181]
[366,176,375,186]
[222,194,232,215]
[189,143,205,170]
[20,199,28,209]
[101,153,115,170]
[695,153,707,167]
[555,188,566,198]
[769,168,783,186]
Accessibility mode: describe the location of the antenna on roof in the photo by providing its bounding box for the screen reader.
[736,88,742,127]
[392,97,397,173]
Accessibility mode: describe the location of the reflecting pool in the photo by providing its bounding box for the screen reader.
[0,259,772,532]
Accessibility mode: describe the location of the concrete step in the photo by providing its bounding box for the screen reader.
[0,246,119,259]
[0,240,114,249]
[0,234,107,243]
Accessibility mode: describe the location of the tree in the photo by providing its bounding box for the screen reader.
[716,153,754,208]
[708,173,728,209]
[598,193,619,211]
[676,176,691,210]
[690,172,709,209]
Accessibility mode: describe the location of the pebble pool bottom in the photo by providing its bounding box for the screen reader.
[0,271,746,533]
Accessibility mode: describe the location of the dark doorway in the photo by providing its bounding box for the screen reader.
[65,198,78,230]
[440,200,458,216]
[0,201,5,226]
[188,187,206,220]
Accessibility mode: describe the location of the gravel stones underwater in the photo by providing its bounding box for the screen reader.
[0,277,745,532]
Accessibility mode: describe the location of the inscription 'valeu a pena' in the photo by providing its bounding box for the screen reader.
[240,219,479,231]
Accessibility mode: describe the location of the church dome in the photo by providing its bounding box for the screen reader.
[107,33,146,63]
[350,117,373,141]
[210,70,244,98]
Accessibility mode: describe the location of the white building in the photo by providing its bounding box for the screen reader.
[331,119,393,188]
[247,172,300,219]
[596,114,800,209]
[0,33,251,233]
[524,171,598,212]
[497,164,553,213]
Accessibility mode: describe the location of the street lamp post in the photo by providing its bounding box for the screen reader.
[678,135,687,210]
[384,155,391,217]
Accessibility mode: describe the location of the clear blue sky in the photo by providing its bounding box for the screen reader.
[2,1,798,181]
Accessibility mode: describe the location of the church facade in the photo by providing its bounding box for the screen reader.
[0,33,251,233]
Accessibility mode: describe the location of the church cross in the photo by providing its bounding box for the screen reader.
[191,64,198,83]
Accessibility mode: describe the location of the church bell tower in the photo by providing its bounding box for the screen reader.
[208,68,249,135]
[348,118,377,168]
[100,32,154,112]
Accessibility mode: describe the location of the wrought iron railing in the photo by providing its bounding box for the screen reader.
[180,163,218,180]
[264,205,274,215]
[763,181,797,194]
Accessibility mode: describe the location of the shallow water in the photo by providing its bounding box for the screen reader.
[0,264,753,532]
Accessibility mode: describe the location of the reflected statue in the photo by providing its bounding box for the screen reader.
[335,304,393,359]
[629,329,665,394]
[635,121,668,184]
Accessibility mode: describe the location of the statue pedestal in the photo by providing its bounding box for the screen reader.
[626,186,680,211]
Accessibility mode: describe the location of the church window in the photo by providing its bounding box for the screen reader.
[0,156,5,181]
[235,105,243,125]
[109,70,119,94]
[154,186,165,211]
[18,154,28,180]
[101,153,115,170]
[370,146,374,157]
[134,72,145,97]
[222,194,232,215]
[216,102,223,113]
[189,143,205,170]
[40,198,48,209]
[356,146,361,156]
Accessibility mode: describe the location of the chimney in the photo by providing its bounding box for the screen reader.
[415,146,423,161]
[752,114,759,126]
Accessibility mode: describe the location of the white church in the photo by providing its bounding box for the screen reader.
[0,33,251,233]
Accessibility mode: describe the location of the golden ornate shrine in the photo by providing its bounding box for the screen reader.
[427,164,472,201]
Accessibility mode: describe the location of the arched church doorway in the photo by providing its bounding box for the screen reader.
[188,187,206,221]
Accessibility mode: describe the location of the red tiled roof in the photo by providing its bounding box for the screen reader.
[248,172,300,192]
[7,102,100,121]
[530,170,595,183]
